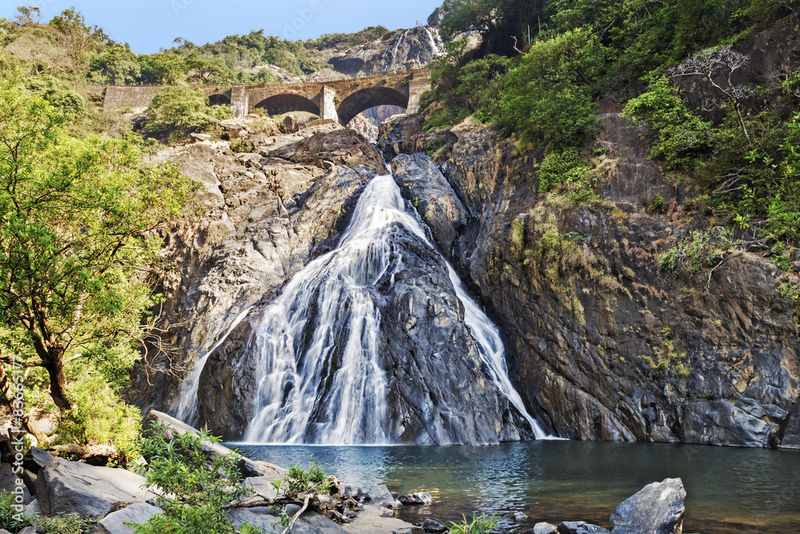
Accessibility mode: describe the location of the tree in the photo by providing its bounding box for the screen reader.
[144,86,231,141]
[670,45,753,144]
[0,78,194,411]
[439,0,547,55]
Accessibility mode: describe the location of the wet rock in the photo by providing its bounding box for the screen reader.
[36,456,156,518]
[397,492,433,506]
[534,522,558,534]
[610,478,685,534]
[92,503,163,534]
[367,484,397,507]
[378,227,532,444]
[781,397,800,449]
[422,518,447,532]
[558,521,610,534]
[392,153,469,254]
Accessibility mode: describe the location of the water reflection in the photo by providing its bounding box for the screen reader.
[232,441,800,533]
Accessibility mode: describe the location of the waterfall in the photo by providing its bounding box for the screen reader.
[173,306,253,425]
[237,173,546,443]
[173,172,547,443]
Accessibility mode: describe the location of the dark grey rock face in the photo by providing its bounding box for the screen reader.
[610,478,686,534]
[385,116,799,447]
[376,227,532,444]
[392,153,469,255]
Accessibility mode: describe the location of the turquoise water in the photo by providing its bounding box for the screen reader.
[232,440,800,533]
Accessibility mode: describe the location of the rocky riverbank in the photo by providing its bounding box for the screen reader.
[0,411,689,534]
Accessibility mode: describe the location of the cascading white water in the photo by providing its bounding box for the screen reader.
[173,306,253,425]
[234,173,546,443]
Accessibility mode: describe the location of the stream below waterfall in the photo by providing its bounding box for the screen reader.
[233,440,800,534]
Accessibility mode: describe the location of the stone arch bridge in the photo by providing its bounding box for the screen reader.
[103,69,430,125]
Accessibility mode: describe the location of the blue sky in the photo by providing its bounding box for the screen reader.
[1,1,443,53]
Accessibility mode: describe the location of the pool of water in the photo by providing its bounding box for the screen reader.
[231,441,800,533]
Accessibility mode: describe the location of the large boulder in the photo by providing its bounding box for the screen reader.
[36,453,156,518]
[272,129,386,174]
[92,503,163,534]
[610,478,686,534]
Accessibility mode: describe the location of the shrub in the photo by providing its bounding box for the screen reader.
[34,514,96,534]
[623,77,712,170]
[0,491,31,532]
[272,459,334,500]
[658,228,737,274]
[133,422,256,534]
[143,86,230,141]
[54,371,142,464]
[491,29,606,148]
[537,148,593,194]
[448,512,499,534]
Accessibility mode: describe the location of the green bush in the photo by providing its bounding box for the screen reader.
[271,459,334,500]
[447,512,499,534]
[537,148,593,194]
[54,371,142,464]
[491,29,606,148]
[658,228,737,274]
[0,491,31,532]
[133,422,256,534]
[623,77,712,170]
[35,514,96,534]
[143,86,230,141]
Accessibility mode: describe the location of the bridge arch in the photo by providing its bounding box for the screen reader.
[337,87,408,125]
[208,92,231,106]
[254,93,320,116]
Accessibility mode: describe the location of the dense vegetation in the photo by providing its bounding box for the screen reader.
[0,8,200,462]
[423,0,800,263]
[133,423,260,534]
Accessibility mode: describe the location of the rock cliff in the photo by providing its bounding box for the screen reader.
[385,114,799,448]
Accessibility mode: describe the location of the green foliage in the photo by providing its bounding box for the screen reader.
[623,78,712,170]
[133,422,255,534]
[648,195,668,214]
[447,512,499,534]
[658,228,737,274]
[490,29,606,148]
[0,78,194,418]
[144,86,230,141]
[421,43,511,131]
[88,45,142,85]
[271,459,334,500]
[439,0,546,55]
[55,371,142,463]
[537,148,593,194]
[34,514,96,534]
[21,74,85,118]
[0,491,31,532]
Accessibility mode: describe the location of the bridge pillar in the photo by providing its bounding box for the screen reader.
[319,86,338,122]
[231,85,249,119]
[407,70,431,114]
